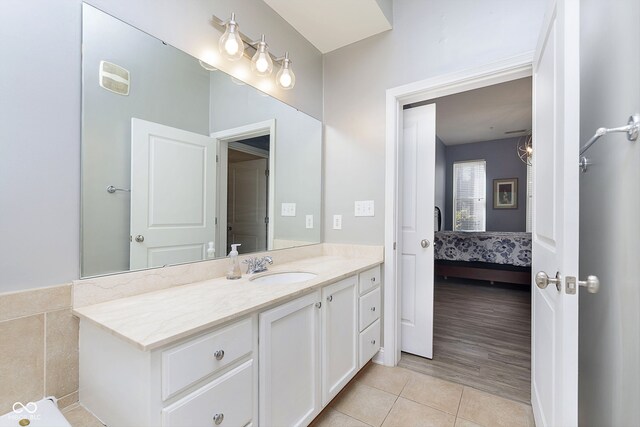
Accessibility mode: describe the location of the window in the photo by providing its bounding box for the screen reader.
[453,160,486,231]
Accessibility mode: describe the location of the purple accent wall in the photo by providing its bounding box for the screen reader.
[443,137,527,232]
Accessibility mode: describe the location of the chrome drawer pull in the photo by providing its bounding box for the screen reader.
[213,350,225,360]
[213,413,224,425]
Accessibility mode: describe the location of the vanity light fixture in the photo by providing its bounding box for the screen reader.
[251,35,274,76]
[212,13,296,89]
[218,13,244,61]
[275,52,295,90]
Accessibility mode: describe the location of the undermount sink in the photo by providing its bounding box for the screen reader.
[250,272,317,285]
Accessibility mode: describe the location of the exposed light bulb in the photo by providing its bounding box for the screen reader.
[251,35,273,76]
[275,52,295,90]
[218,13,244,61]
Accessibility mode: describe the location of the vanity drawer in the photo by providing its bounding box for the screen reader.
[359,319,381,368]
[359,287,381,331]
[359,266,381,295]
[162,360,253,427]
[162,317,253,400]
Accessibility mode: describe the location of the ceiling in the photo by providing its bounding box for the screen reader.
[407,77,532,146]
[262,0,392,53]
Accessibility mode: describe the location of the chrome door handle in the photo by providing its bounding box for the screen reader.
[135,235,144,243]
[535,271,561,291]
[421,239,430,248]
[579,276,600,294]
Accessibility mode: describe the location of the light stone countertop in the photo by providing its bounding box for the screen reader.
[73,254,382,351]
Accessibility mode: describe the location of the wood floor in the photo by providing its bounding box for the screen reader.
[398,277,532,403]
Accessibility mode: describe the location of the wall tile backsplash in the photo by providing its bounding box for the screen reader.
[0,284,78,415]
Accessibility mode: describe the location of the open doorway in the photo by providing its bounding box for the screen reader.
[227,136,270,254]
[396,77,534,403]
[211,119,276,257]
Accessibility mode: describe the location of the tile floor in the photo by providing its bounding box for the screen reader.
[312,363,535,427]
[61,362,535,427]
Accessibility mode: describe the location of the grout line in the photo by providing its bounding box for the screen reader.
[455,386,465,417]
[379,393,400,427]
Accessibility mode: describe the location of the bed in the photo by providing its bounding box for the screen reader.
[433,231,532,285]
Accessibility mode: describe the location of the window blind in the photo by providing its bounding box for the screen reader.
[453,160,486,231]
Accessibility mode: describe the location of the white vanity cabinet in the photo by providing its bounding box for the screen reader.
[358,266,381,368]
[79,316,258,427]
[259,291,322,427]
[321,276,358,405]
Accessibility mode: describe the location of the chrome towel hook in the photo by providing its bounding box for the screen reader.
[580,114,640,172]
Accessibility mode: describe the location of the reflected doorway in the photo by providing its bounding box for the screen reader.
[227,136,270,254]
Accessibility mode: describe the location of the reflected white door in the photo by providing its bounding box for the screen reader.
[130,118,217,270]
[400,104,436,359]
[227,158,268,253]
[531,0,580,425]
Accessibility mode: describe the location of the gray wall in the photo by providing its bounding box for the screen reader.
[443,137,527,232]
[323,0,546,244]
[82,5,210,277]
[578,0,640,425]
[434,137,447,230]
[0,0,323,293]
[210,72,322,245]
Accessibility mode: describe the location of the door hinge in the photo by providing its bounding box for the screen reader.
[265,169,270,177]
[393,242,397,250]
[216,154,219,163]
[265,216,269,224]
[215,217,218,225]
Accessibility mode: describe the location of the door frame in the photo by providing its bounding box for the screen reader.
[383,53,534,367]
[211,119,276,256]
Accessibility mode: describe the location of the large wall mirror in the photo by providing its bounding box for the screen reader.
[81,4,322,278]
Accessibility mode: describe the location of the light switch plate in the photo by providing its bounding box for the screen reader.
[281,203,296,217]
[333,215,342,230]
[355,200,375,217]
[306,215,313,229]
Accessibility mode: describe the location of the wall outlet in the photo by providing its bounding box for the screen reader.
[306,215,314,229]
[281,203,296,217]
[333,215,342,230]
[355,200,375,217]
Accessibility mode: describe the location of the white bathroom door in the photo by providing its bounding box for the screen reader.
[531,0,580,425]
[400,104,436,359]
[227,158,268,254]
[130,118,217,270]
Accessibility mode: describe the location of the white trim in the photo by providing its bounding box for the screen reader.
[211,119,277,255]
[228,141,269,158]
[383,53,534,367]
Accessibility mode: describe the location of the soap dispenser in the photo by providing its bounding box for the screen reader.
[226,244,242,280]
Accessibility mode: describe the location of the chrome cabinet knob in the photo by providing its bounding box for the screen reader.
[421,239,430,248]
[535,271,561,291]
[315,302,322,309]
[579,275,600,294]
[370,306,376,312]
[135,235,144,243]
[327,295,333,302]
[213,413,224,425]
[371,277,376,282]
[371,339,376,345]
[214,350,225,360]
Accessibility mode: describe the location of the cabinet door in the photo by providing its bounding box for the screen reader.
[259,291,321,427]
[322,276,358,406]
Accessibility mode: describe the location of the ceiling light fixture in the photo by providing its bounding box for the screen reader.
[211,13,296,89]
[517,132,533,166]
[251,35,274,76]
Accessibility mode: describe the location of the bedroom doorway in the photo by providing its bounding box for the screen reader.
[398,76,534,403]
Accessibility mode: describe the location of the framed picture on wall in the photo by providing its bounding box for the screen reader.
[493,178,518,209]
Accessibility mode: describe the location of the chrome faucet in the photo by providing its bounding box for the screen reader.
[244,256,273,274]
